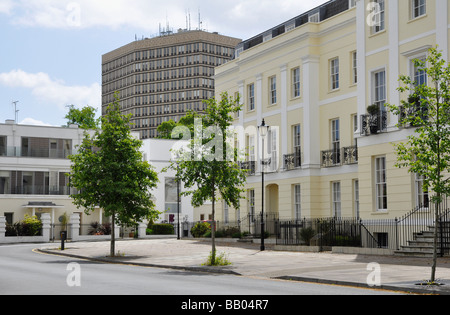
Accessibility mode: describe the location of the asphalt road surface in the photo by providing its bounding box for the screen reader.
[0,243,407,297]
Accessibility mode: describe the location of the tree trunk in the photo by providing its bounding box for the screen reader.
[431,199,441,283]
[211,189,216,266]
[110,210,116,257]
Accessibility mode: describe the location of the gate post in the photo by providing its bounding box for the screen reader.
[0,216,6,242]
[40,213,51,242]
[70,213,80,241]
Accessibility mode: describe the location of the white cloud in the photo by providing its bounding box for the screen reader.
[0,69,101,111]
[0,0,14,15]
[19,117,54,126]
[4,0,328,38]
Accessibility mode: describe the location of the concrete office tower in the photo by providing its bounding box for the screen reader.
[102,30,241,139]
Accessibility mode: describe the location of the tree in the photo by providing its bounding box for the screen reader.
[168,93,247,265]
[65,105,100,129]
[157,120,178,139]
[68,93,160,257]
[157,110,200,140]
[387,47,450,283]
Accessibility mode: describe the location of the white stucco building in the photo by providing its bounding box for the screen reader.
[141,138,194,224]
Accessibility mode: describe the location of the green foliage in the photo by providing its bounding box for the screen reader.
[386,47,450,283]
[202,251,231,266]
[6,215,42,236]
[157,120,178,139]
[190,221,211,238]
[168,93,246,265]
[387,47,450,205]
[68,92,160,256]
[147,223,174,235]
[157,110,200,140]
[299,227,315,246]
[65,105,100,129]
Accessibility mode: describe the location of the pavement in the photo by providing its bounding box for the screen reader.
[36,237,450,295]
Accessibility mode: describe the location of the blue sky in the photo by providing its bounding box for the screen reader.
[0,0,327,127]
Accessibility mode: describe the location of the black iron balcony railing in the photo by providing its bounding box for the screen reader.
[342,145,358,165]
[321,146,358,168]
[398,105,428,128]
[239,161,256,176]
[360,111,388,136]
[321,149,341,168]
[283,151,301,171]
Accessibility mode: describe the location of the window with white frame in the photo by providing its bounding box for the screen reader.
[415,174,429,208]
[330,58,339,90]
[248,189,255,219]
[223,201,229,223]
[269,76,277,104]
[373,70,386,111]
[331,119,340,164]
[371,0,385,34]
[268,128,278,172]
[375,156,387,211]
[248,84,255,111]
[294,184,301,220]
[352,51,358,84]
[332,182,341,217]
[292,67,301,98]
[411,0,426,19]
[413,56,427,87]
[349,0,356,8]
[354,180,360,218]
[309,12,319,23]
[352,114,358,146]
[293,124,301,166]
[247,135,255,162]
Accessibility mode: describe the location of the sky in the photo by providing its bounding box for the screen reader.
[0,0,328,127]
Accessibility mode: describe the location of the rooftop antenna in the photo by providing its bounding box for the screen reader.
[12,100,19,123]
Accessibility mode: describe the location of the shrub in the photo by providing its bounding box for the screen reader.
[6,215,42,236]
[299,227,316,246]
[88,222,111,235]
[149,223,174,235]
[190,221,211,238]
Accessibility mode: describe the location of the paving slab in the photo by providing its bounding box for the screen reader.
[37,238,450,295]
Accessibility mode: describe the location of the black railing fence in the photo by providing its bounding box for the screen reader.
[176,198,450,256]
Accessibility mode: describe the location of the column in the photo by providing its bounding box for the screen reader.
[40,213,51,242]
[356,0,367,132]
[138,222,147,239]
[280,64,288,157]
[388,0,399,129]
[301,54,320,169]
[436,0,449,60]
[69,213,80,241]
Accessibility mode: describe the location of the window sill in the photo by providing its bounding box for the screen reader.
[408,14,427,24]
[369,29,386,38]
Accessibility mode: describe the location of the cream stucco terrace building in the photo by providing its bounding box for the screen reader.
[213,0,450,224]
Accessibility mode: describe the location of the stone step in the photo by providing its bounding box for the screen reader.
[394,250,434,258]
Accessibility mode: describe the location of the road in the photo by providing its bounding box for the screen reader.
[0,243,407,297]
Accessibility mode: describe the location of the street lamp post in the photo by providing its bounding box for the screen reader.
[177,176,180,240]
[258,119,269,251]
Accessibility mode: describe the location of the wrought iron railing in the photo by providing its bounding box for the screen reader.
[239,161,256,176]
[360,111,388,136]
[321,149,340,167]
[283,151,301,171]
[398,105,428,128]
[342,146,358,165]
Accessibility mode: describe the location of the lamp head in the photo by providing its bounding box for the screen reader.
[259,119,269,138]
